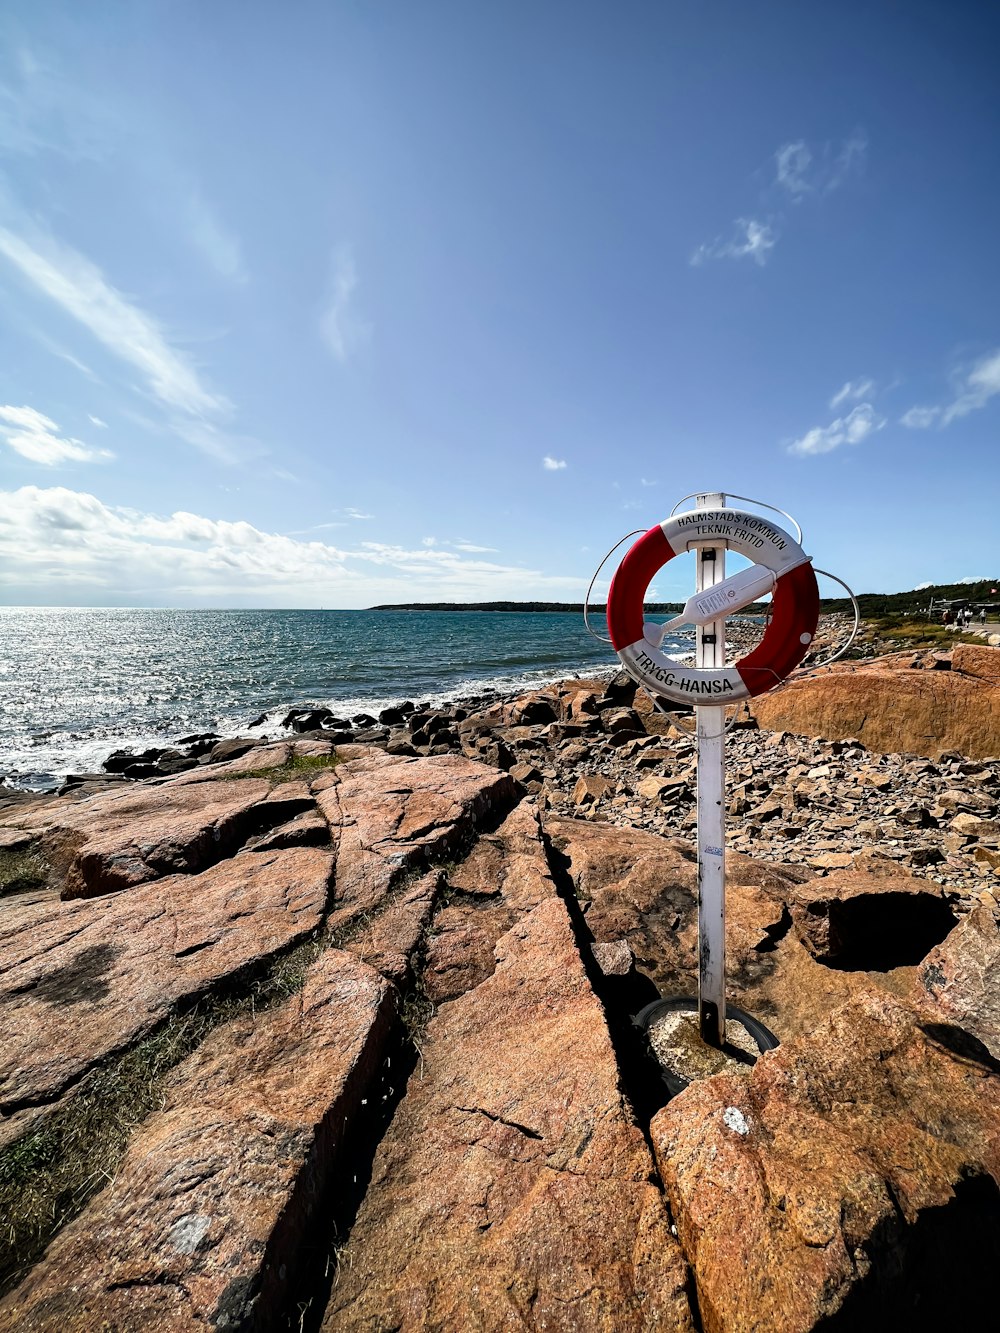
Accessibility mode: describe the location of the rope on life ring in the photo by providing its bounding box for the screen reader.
[606,507,820,707]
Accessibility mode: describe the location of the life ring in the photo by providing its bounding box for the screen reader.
[606,507,819,705]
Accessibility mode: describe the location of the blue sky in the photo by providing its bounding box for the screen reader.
[0,0,998,607]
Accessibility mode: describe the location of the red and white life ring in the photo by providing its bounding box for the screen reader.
[607,507,819,706]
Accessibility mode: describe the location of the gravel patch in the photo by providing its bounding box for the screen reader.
[647,1008,762,1083]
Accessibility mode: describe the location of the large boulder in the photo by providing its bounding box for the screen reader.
[781,860,957,969]
[750,646,1000,759]
[952,643,1000,682]
[651,990,1000,1332]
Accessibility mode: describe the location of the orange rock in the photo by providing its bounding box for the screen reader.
[322,896,694,1331]
[0,950,394,1331]
[782,862,956,967]
[318,753,518,939]
[424,802,555,1003]
[915,901,1000,1059]
[545,816,700,989]
[345,868,441,984]
[543,816,926,1042]
[751,653,1000,759]
[0,847,332,1128]
[544,816,806,988]
[9,777,302,898]
[572,773,614,805]
[951,643,1000,682]
[652,990,1000,1332]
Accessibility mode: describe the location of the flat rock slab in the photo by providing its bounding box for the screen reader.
[543,816,801,990]
[0,830,34,852]
[651,990,1000,1332]
[7,777,293,898]
[0,847,333,1124]
[322,895,694,1332]
[317,753,518,938]
[424,801,555,1003]
[0,950,394,1332]
[170,737,341,784]
[344,869,441,985]
[542,817,701,989]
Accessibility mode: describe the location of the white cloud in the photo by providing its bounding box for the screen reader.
[693,131,864,273]
[0,223,229,419]
[942,348,1000,425]
[901,348,1000,430]
[691,218,777,268]
[343,507,373,520]
[640,477,657,487]
[28,329,101,381]
[320,245,371,362]
[0,43,110,160]
[0,404,113,466]
[900,405,940,429]
[914,577,991,591]
[185,194,246,283]
[775,141,813,197]
[775,130,867,198]
[788,402,886,456]
[283,521,346,535]
[424,535,501,551]
[0,487,581,605]
[829,130,869,189]
[542,455,567,470]
[829,378,875,410]
[87,414,108,428]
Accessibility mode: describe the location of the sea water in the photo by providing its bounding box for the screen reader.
[0,607,695,790]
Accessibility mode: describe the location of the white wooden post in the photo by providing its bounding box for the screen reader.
[694,491,727,1047]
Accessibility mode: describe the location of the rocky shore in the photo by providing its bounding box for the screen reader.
[1,629,999,1330]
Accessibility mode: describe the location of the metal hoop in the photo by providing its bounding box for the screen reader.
[583,530,645,644]
[794,569,860,671]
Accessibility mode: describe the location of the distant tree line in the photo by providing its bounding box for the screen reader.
[371,578,999,617]
[818,578,1000,617]
[370,601,685,613]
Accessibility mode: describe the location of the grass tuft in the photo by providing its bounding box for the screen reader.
[0,846,49,897]
[861,615,987,650]
[223,752,343,784]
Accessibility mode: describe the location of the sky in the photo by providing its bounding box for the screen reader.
[0,0,998,608]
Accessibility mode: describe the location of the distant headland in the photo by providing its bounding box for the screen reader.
[369,601,681,613]
[370,578,1000,617]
